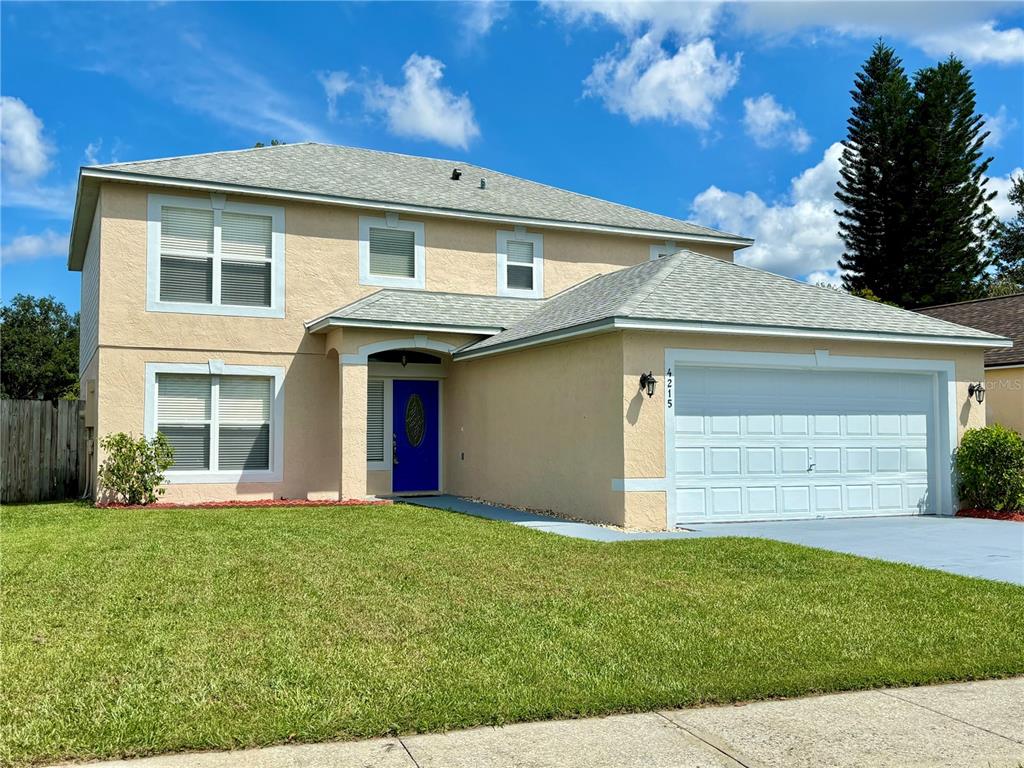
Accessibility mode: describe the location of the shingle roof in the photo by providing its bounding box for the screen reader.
[459,252,1010,356]
[89,142,746,242]
[306,289,539,333]
[916,293,1024,366]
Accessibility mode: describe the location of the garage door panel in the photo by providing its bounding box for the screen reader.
[673,366,934,524]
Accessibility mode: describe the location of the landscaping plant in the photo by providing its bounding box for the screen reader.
[955,425,1024,511]
[97,432,175,505]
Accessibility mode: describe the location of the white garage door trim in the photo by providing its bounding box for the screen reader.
[662,349,958,526]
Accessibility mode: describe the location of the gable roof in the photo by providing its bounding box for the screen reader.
[69,143,751,268]
[916,293,1024,367]
[456,252,1011,358]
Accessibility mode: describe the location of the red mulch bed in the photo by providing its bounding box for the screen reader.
[97,498,392,510]
[957,508,1024,523]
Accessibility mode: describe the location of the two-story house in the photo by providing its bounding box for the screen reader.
[68,143,1009,528]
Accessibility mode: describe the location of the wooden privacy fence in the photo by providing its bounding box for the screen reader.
[1,399,86,503]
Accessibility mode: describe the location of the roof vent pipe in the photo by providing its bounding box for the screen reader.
[451,168,462,180]
[479,177,486,189]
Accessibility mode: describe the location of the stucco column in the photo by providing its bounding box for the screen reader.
[338,357,368,500]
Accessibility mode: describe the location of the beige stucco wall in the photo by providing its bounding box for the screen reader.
[985,367,1023,434]
[445,332,627,525]
[95,346,339,504]
[95,182,740,356]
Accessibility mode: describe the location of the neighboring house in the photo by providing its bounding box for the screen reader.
[68,143,1011,528]
[917,294,1023,434]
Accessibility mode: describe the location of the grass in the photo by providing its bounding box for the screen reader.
[2,501,1023,767]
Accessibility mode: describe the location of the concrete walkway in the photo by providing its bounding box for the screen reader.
[52,678,1024,767]
[402,496,1024,585]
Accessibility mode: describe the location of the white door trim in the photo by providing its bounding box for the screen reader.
[661,348,958,527]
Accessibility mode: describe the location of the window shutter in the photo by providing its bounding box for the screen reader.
[161,207,214,256]
[368,227,416,277]
[218,376,271,470]
[156,374,212,470]
[366,379,385,462]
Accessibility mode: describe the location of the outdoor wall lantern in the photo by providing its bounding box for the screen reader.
[968,382,986,404]
[639,371,657,398]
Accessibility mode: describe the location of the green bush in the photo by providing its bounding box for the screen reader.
[97,432,175,505]
[954,425,1024,511]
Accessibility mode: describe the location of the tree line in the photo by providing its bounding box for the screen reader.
[837,41,1022,307]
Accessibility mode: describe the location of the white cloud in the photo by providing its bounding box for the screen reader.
[743,93,812,152]
[585,35,740,129]
[317,71,353,120]
[545,1,721,41]
[1,96,53,181]
[989,168,1023,221]
[460,0,509,42]
[365,54,480,149]
[691,142,846,282]
[0,230,69,266]
[731,4,1024,65]
[983,106,1018,149]
[914,21,1024,65]
[0,97,73,214]
[546,1,737,129]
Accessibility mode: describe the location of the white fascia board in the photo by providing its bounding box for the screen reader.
[305,317,501,335]
[454,317,1011,361]
[78,168,755,248]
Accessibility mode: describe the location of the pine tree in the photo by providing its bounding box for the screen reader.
[836,42,916,302]
[904,57,996,306]
[990,173,1024,295]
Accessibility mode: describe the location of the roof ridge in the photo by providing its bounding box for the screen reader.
[616,255,686,317]
[93,141,313,170]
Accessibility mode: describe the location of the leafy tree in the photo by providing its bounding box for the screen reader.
[904,57,996,306]
[97,432,175,506]
[837,41,916,302]
[990,173,1024,295]
[253,139,286,148]
[0,294,80,400]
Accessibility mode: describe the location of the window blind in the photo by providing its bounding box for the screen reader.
[156,374,212,470]
[161,207,214,256]
[219,376,271,470]
[367,379,385,462]
[506,240,535,290]
[222,212,272,260]
[368,227,416,277]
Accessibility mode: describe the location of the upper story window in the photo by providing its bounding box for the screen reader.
[359,214,425,290]
[145,361,284,484]
[147,194,285,318]
[497,228,543,299]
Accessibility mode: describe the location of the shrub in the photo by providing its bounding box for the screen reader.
[954,425,1024,511]
[97,432,175,505]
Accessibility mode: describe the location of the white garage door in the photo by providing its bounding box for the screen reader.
[672,366,934,525]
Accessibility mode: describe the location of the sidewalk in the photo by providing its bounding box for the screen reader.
[51,677,1024,767]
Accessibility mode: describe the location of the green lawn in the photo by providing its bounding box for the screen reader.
[3,502,1023,766]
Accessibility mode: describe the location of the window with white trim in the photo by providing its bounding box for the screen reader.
[359,215,425,289]
[497,229,543,298]
[146,362,284,483]
[147,194,285,317]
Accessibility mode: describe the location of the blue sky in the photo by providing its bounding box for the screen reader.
[2,1,1022,313]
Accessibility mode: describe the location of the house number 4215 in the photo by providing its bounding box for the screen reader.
[665,367,673,409]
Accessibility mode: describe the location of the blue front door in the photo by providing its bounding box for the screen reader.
[392,379,439,493]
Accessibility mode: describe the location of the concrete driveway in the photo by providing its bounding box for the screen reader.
[405,497,1024,585]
